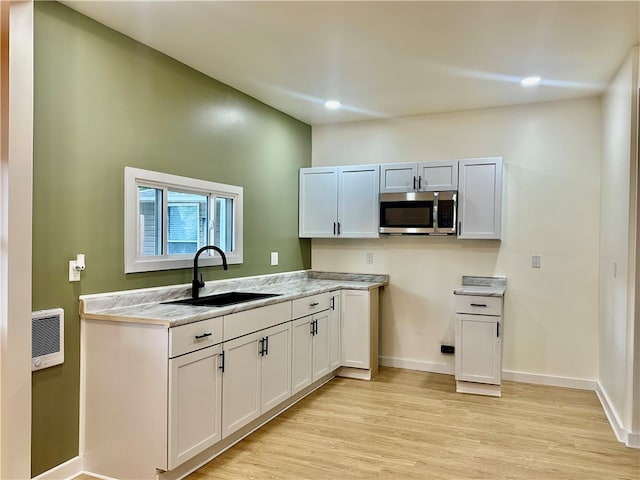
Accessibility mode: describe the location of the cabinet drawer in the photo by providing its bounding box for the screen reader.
[170,317,223,358]
[455,295,502,316]
[224,301,291,341]
[292,292,332,319]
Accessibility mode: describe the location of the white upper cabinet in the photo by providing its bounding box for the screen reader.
[379,163,418,193]
[299,165,379,238]
[417,161,458,191]
[380,161,458,193]
[457,157,503,240]
[298,167,339,238]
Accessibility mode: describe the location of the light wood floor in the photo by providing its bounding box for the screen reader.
[76,367,640,480]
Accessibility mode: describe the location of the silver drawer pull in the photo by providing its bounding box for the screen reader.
[195,332,212,340]
[309,302,319,307]
[470,303,487,307]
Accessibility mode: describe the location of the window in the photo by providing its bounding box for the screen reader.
[125,167,243,273]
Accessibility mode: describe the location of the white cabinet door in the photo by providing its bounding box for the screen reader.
[328,293,341,371]
[311,310,331,381]
[221,332,261,438]
[337,165,380,238]
[455,314,502,385]
[260,323,292,412]
[299,165,379,238]
[458,157,503,239]
[299,167,339,238]
[379,163,418,193]
[291,316,313,395]
[168,345,222,470]
[417,161,458,191]
[340,290,370,369]
[381,161,458,192]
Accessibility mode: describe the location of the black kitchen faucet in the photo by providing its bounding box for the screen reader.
[192,245,228,299]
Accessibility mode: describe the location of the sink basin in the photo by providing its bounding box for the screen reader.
[164,291,281,307]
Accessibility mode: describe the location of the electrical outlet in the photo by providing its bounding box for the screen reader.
[366,252,373,265]
[441,345,455,354]
[532,255,541,268]
[69,261,81,282]
[270,252,278,266]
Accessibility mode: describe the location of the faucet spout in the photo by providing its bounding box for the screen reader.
[192,245,228,299]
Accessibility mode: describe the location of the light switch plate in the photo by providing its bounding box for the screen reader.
[270,252,278,266]
[366,253,373,265]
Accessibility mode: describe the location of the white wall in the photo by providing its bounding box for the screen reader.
[599,46,639,444]
[312,97,601,383]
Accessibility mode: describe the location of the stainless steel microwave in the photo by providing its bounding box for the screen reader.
[379,191,457,235]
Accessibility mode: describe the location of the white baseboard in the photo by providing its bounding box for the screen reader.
[31,456,83,480]
[379,356,596,391]
[379,356,455,375]
[502,370,596,391]
[596,382,640,448]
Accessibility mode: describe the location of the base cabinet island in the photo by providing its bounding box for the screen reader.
[79,270,387,480]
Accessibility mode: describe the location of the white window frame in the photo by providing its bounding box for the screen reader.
[125,167,243,273]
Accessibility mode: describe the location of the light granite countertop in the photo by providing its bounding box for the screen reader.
[80,270,388,327]
[453,275,506,297]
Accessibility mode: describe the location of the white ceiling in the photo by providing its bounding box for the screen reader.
[61,1,639,125]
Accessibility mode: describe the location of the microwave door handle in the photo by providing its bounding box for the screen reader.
[452,192,458,234]
[432,192,439,231]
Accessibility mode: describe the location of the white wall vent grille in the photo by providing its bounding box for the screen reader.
[32,308,64,371]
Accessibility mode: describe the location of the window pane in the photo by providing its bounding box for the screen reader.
[215,197,234,252]
[167,190,209,255]
[138,186,163,256]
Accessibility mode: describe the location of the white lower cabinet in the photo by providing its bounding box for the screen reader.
[454,293,504,396]
[81,287,381,480]
[341,289,371,369]
[221,322,291,438]
[311,310,331,380]
[455,314,501,385]
[221,331,262,437]
[291,311,332,394]
[291,291,341,395]
[168,344,223,470]
[328,293,341,371]
[291,315,313,394]
[260,323,292,411]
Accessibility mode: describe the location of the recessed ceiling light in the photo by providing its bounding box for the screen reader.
[521,76,542,87]
[324,99,342,110]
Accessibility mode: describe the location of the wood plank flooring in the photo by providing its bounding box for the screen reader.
[187,368,638,480]
[74,367,639,479]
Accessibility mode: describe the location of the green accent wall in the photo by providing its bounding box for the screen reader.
[32,2,311,475]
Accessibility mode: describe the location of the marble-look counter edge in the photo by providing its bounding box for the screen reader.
[452,286,505,297]
[80,272,388,328]
[453,275,506,297]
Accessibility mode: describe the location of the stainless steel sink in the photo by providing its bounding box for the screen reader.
[164,291,280,307]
